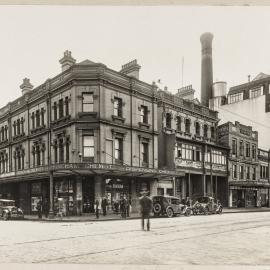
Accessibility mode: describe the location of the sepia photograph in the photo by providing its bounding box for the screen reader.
[0,2,270,270]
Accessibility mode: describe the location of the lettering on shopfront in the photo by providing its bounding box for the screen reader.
[0,163,179,178]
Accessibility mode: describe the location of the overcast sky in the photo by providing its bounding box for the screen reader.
[0,6,270,108]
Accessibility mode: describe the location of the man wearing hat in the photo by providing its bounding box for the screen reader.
[139,189,153,231]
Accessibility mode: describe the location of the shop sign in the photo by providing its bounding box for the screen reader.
[0,163,179,179]
[112,184,124,189]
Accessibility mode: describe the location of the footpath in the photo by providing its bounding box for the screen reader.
[23,207,270,222]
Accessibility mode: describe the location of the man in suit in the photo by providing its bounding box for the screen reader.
[139,190,153,231]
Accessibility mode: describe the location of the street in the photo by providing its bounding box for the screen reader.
[0,212,270,266]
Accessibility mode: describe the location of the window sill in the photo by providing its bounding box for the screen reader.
[112,115,125,123]
[30,125,46,134]
[78,112,97,118]
[51,115,71,126]
[184,132,192,137]
[139,122,150,129]
[82,157,94,163]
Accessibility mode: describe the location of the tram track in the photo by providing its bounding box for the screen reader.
[0,215,268,247]
[34,220,270,263]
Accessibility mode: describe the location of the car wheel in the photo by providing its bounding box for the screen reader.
[218,207,223,214]
[3,212,9,221]
[153,203,162,215]
[185,208,191,217]
[166,208,174,218]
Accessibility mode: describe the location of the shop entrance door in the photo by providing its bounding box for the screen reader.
[82,177,95,213]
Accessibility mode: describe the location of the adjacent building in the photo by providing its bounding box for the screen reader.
[157,86,229,206]
[217,121,270,207]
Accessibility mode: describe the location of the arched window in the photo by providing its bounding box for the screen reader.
[185,119,191,134]
[195,122,200,136]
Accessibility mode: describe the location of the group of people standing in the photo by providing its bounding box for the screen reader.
[94,195,131,219]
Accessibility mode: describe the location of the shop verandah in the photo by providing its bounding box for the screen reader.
[0,163,181,216]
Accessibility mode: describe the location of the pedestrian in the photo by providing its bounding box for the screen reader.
[114,200,119,214]
[139,190,152,231]
[95,197,101,219]
[101,197,108,216]
[43,198,49,218]
[36,199,42,219]
[120,195,127,218]
[126,197,131,217]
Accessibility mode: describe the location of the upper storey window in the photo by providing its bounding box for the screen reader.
[195,122,200,136]
[113,97,123,117]
[203,124,208,138]
[82,93,94,112]
[140,105,148,124]
[228,92,243,104]
[185,119,191,134]
[165,113,171,129]
[250,86,263,99]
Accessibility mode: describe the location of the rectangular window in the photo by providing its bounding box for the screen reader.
[246,143,250,157]
[21,118,24,134]
[114,138,123,162]
[17,119,20,135]
[232,164,237,179]
[113,97,122,117]
[66,142,69,163]
[54,146,58,163]
[252,167,256,180]
[240,165,244,180]
[41,109,45,126]
[82,93,94,112]
[59,99,64,119]
[65,97,69,116]
[140,106,148,124]
[232,139,237,156]
[59,139,64,163]
[36,110,40,128]
[210,126,215,139]
[203,124,208,138]
[165,113,171,129]
[246,166,250,180]
[250,86,262,98]
[141,142,149,164]
[176,116,181,132]
[53,102,57,121]
[228,92,243,104]
[83,135,94,158]
[252,144,256,159]
[13,122,16,136]
[32,112,35,129]
[239,141,244,156]
[36,146,41,166]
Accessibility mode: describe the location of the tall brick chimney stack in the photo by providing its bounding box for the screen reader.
[120,59,141,80]
[200,32,214,107]
[59,50,76,72]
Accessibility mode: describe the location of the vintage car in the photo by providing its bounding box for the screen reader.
[192,196,222,215]
[152,195,191,218]
[0,199,24,220]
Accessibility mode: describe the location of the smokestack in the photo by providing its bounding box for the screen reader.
[200,32,214,107]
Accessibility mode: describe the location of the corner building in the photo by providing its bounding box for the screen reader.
[0,51,177,215]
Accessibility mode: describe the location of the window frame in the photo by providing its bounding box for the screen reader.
[82,92,94,113]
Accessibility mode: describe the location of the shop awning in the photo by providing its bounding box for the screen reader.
[0,163,183,183]
[229,180,270,189]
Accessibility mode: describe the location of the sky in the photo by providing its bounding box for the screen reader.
[0,6,270,108]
